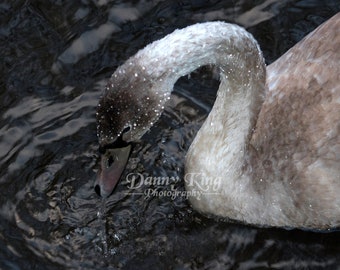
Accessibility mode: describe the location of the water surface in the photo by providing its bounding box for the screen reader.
[1,0,340,269]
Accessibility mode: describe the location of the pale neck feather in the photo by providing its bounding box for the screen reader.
[132,22,267,221]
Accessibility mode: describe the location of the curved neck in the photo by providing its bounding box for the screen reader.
[136,23,265,86]
[135,22,267,148]
[99,22,266,149]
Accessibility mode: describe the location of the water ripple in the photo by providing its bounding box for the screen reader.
[0,1,339,269]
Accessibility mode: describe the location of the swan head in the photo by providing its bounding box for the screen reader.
[95,62,171,197]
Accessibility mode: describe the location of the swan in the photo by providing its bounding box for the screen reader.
[95,13,340,229]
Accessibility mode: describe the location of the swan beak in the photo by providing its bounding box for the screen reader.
[95,144,131,197]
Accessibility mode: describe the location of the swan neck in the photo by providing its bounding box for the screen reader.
[138,22,266,148]
[137,22,266,89]
[98,22,266,146]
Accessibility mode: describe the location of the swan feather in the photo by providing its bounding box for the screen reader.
[96,14,340,229]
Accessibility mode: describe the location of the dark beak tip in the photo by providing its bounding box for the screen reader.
[94,182,113,198]
[94,184,101,197]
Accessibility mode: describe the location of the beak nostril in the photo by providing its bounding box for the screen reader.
[107,155,114,168]
[94,184,101,197]
[95,144,131,198]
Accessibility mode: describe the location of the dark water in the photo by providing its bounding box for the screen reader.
[1,0,340,269]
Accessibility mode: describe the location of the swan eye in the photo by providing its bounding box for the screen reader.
[122,126,131,134]
[121,125,132,141]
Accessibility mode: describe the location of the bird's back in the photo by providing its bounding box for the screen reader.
[250,13,340,228]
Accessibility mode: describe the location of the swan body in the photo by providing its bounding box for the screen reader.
[96,14,340,229]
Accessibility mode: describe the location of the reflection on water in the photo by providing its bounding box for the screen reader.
[1,0,339,269]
